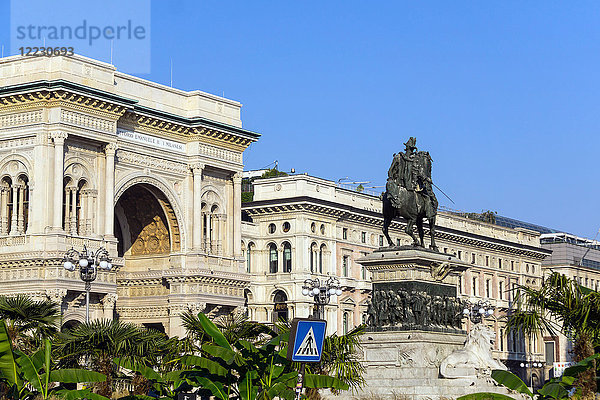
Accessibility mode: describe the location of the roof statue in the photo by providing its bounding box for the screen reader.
[382,137,439,250]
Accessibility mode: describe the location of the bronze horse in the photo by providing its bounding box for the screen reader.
[382,151,438,250]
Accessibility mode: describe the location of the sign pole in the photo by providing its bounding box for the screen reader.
[295,363,306,400]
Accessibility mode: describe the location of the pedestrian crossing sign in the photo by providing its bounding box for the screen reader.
[287,318,327,363]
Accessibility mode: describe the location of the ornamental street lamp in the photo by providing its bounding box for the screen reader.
[63,245,112,323]
[520,360,544,389]
[461,300,494,324]
[301,277,342,319]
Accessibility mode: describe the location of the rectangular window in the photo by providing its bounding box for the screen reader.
[458,276,462,294]
[511,260,515,271]
[472,276,478,296]
[485,279,491,298]
[444,248,448,254]
[342,228,348,240]
[472,253,476,264]
[396,238,401,246]
[499,281,504,300]
[379,235,384,247]
[500,329,504,352]
[498,259,502,269]
[457,250,462,260]
[485,256,489,267]
[361,265,366,280]
[361,232,366,243]
[343,255,349,277]
[545,342,555,365]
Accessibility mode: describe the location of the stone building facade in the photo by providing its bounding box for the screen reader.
[0,54,258,336]
[540,232,600,371]
[241,174,550,377]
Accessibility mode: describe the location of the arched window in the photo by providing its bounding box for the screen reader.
[343,312,349,334]
[246,242,254,273]
[269,243,278,273]
[283,242,292,272]
[273,290,288,322]
[310,242,317,273]
[319,244,326,274]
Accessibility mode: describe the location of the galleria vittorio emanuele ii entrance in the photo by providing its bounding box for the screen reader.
[0,54,259,336]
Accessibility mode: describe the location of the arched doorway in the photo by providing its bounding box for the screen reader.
[114,184,181,257]
[61,319,81,332]
[273,290,288,322]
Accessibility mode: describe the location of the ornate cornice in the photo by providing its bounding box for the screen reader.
[243,197,551,260]
[0,80,260,151]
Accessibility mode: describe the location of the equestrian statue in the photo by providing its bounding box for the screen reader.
[382,137,439,250]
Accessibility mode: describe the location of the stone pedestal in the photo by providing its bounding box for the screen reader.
[344,247,512,400]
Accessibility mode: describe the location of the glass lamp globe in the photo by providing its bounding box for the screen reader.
[302,288,309,296]
[478,307,485,315]
[63,261,72,270]
[99,260,108,269]
[312,287,320,295]
[79,258,89,267]
[463,308,470,315]
[336,288,342,296]
[107,263,112,270]
[486,309,494,317]
[329,288,336,296]
[520,363,525,368]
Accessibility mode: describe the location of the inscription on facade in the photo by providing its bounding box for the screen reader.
[117,128,185,153]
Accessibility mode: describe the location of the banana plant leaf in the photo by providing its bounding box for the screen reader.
[457,393,516,400]
[180,354,228,376]
[46,368,107,383]
[55,388,110,400]
[0,320,21,388]
[304,374,349,390]
[196,313,232,350]
[491,370,532,397]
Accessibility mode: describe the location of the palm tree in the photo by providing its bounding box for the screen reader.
[54,319,169,397]
[506,272,600,397]
[0,294,60,351]
[181,309,275,346]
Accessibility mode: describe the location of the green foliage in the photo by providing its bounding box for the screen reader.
[188,312,348,400]
[242,192,254,203]
[356,184,364,192]
[0,295,60,351]
[459,353,600,400]
[506,272,600,395]
[0,323,107,400]
[54,319,169,397]
[259,168,288,179]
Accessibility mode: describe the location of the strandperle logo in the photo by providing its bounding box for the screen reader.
[15,20,147,46]
[10,0,151,74]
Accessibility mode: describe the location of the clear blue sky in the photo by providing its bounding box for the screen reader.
[1,1,599,238]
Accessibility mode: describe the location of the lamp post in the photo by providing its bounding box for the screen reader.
[461,300,495,324]
[520,360,544,390]
[63,245,112,323]
[301,277,342,319]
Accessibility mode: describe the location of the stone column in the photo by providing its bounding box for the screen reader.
[216,214,224,255]
[51,132,67,231]
[101,293,118,320]
[87,190,96,236]
[104,143,117,238]
[9,185,18,235]
[80,190,88,236]
[205,213,211,253]
[232,172,242,257]
[70,188,77,235]
[63,187,70,232]
[16,184,24,234]
[190,163,204,250]
[0,187,7,235]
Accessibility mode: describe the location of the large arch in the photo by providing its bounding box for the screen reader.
[114,174,187,249]
[114,183,182,257]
